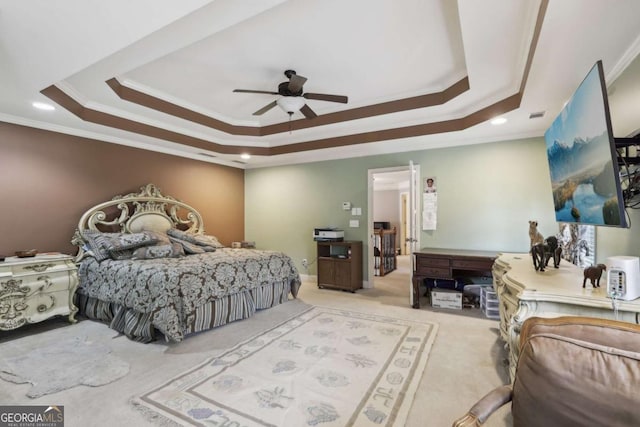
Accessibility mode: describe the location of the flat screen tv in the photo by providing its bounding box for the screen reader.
[544,60,628,227]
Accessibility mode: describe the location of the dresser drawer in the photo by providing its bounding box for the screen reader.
[498,293,519,338]
[0,287,73,330]
[416,266,450,278]
[9,261,74,276]
[416,257,450,268]
[1,271,72,295]
[451,259,494,270]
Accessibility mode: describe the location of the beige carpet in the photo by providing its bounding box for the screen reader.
[0,255,512,427]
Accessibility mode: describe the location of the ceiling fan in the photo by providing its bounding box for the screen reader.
[233,70,348,119]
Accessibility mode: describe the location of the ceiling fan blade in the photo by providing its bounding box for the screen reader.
[253,100,278,116]
[288,74,307,93]
[300,103,317,119]
[233,89,279,95]
[303,92,348,103]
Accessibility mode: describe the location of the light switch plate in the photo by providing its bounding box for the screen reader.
[349,219,359,228]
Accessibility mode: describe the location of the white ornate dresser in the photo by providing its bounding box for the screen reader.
[493,252,640,380]
[0,254,78,331]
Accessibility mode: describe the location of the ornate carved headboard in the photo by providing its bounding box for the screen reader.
[72,184,204,259]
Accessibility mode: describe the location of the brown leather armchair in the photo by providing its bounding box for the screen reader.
[453,316,640,427]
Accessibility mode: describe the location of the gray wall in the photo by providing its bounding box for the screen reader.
[245,136,640,279]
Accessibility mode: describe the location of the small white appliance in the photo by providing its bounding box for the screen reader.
[606,256,640,301]
[313,228,344,241]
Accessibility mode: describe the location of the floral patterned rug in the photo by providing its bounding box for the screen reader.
[132,305,438,427]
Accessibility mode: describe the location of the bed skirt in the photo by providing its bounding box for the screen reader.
[75,279,295,343]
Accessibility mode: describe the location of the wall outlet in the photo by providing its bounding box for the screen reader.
[301,259,308,269]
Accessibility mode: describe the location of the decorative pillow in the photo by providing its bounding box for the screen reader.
[81,230,111,261]
[168,236,206,254]
[82,230,158,261]
[166,228,197,243]
[192,234,225,249]
[167,229,225,248]
[143,230,171,245]
[132,242,185,260]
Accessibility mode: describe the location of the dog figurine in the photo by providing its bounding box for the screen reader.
[528,220,544,252]
[532,236,562,272]
[583,264,607,288]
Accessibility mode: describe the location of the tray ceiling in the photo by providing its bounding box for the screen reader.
[2,0,640,168]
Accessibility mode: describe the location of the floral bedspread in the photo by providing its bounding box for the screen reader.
[77,249,301,341]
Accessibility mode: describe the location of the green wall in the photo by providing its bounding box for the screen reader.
[246,135,640,281]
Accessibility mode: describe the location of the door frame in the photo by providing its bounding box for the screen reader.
[367,164,421,288]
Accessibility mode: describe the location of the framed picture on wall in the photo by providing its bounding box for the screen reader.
[424,177,437,193]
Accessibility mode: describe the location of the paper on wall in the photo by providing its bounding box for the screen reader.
[422,191,437,230]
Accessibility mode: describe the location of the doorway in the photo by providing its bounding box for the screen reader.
[367,165,420,291]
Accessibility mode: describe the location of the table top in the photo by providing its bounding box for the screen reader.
[0,253,72,265]
[496,252,640,310]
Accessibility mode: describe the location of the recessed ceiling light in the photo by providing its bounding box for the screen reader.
[490,117,507,125]
[32,101,55,111]
[240,153,251,160]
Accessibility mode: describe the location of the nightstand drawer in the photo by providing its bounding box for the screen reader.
[34,271,73,293]
[1,255,75,276]
[14,261,72,275]
[1,272,72,296]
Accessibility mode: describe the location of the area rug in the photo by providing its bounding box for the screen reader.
[0,334,130,398]
[133,305,438,426]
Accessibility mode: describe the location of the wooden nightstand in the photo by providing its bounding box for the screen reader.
[0,253,79,331]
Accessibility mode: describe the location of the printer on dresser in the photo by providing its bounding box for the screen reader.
[0,253,78,331]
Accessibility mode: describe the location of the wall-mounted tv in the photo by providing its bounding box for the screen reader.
[544,60,628,227]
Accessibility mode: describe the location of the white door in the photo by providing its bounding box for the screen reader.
[408,161,419,307]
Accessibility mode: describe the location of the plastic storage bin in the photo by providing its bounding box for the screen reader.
[480,287,500,320]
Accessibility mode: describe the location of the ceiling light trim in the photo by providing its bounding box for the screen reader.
[40,84,270,156]
[40,0,548,161]
[105,76,470,136]
[269,93,522,155]
[106,78,262,137]
[42,83,522,157]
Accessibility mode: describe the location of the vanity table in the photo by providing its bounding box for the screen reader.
[494,252,640,380]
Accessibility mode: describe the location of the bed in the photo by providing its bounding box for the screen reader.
[71,184,301,343]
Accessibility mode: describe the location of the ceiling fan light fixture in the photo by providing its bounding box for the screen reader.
[276,96,305,114]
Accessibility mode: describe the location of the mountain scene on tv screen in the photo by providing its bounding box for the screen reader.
[547,131,621,225]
